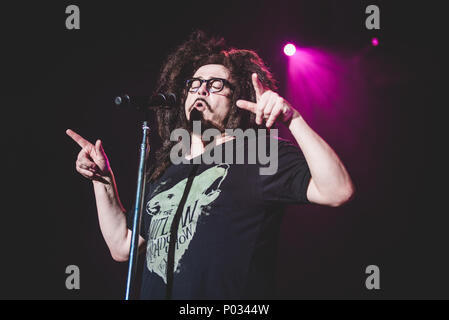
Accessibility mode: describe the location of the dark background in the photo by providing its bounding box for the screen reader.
[1,1,446,299]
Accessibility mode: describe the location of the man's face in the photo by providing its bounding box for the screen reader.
[185,64,232,129]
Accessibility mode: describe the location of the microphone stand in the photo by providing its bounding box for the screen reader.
[118,93,174,299]
[125,120,150,300]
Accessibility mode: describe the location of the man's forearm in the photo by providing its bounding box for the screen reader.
[92,171,129,260]
[288,113,354,205]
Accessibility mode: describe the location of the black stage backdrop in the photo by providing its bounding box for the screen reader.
[1,1,446,299]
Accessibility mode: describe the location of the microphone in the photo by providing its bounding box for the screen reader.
[114,93,177,110]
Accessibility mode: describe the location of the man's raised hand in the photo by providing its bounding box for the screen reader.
[66,129,111,183]
[236,73,300,128]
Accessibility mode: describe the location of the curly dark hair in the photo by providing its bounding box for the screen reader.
[148,30,278,181]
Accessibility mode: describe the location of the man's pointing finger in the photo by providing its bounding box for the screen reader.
[252,73,265,101]
[66,129,92,149]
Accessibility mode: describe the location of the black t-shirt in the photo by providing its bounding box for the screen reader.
[127,135,311,300]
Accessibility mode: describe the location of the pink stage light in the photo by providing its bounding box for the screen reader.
[371,37,379,46]
[284,43,296,56]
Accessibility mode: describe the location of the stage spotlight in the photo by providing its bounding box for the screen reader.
[284,43,296,56]
[371,37,379,46]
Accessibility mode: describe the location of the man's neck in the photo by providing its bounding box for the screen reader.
[186,133,235,160]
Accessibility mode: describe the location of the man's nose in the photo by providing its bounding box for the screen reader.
[196,82,209,96]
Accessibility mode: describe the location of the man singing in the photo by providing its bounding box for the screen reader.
[66,31,354,299]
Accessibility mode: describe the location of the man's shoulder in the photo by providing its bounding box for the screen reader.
[231,130,294,147]
[262,134,299,152]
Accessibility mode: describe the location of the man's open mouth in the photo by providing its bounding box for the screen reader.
[193,100,207,112]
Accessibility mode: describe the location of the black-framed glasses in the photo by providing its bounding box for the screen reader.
[185,78,233,93]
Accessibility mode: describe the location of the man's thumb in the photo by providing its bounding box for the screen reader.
[95,139,105,157]
[236,100,256,113]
